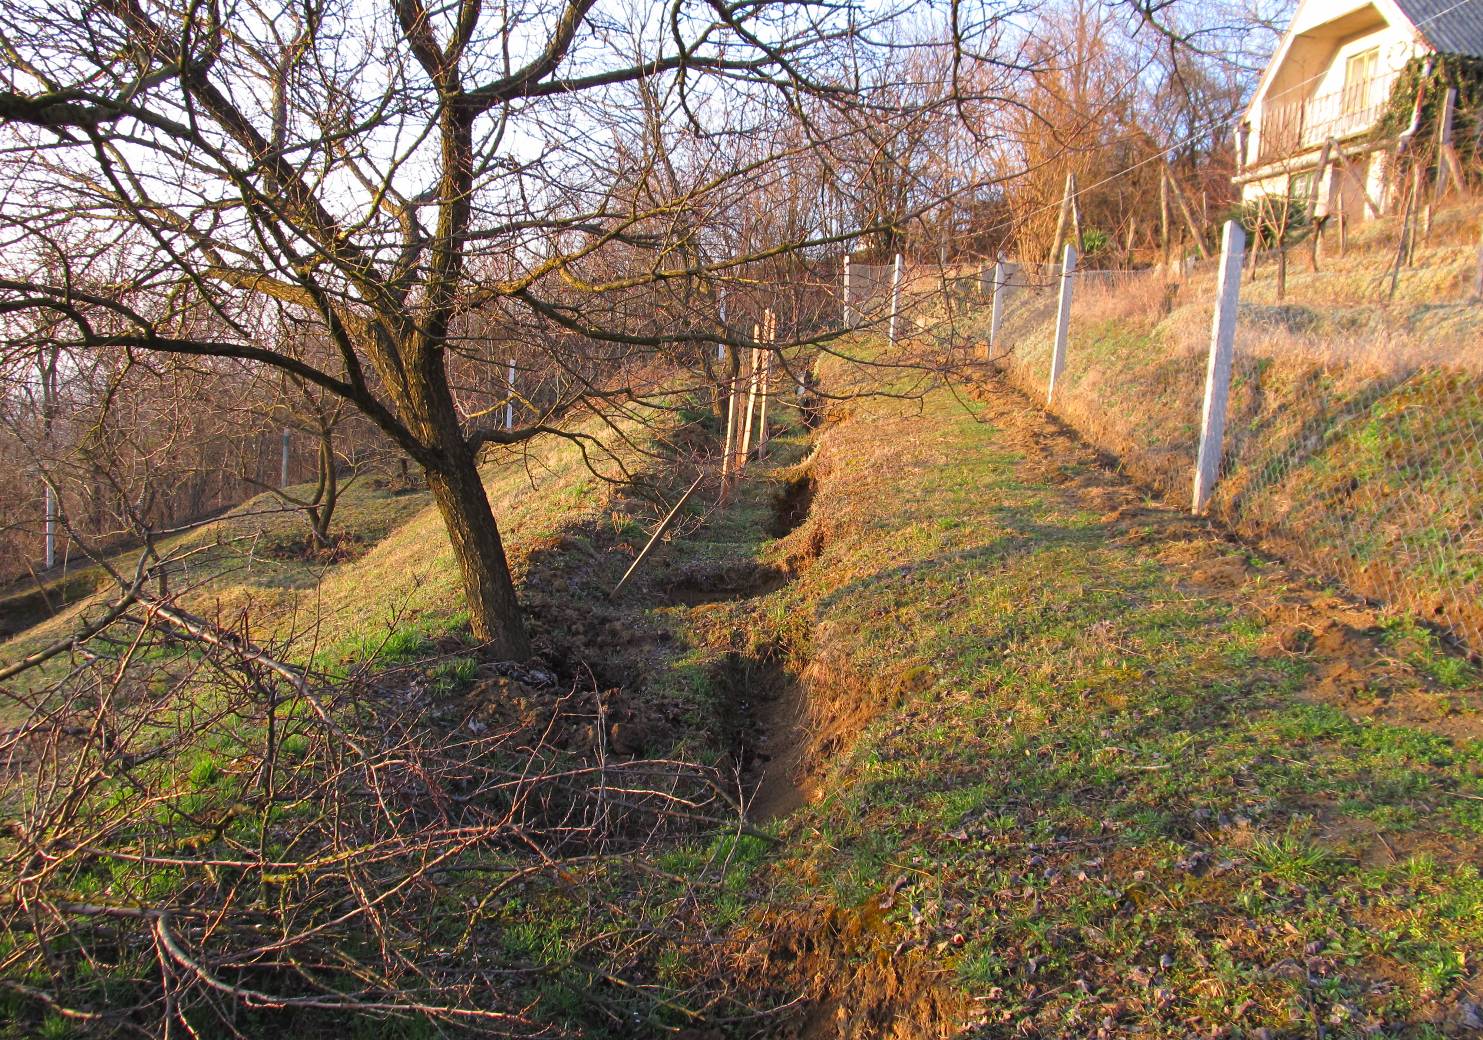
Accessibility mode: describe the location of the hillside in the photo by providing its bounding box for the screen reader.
[4,310,1483,1037]
[975,200,1483,653]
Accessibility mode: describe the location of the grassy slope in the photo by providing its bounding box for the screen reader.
[978,200,1483,651]
[0,407,675,689]
[720,362,1483,1037]
[8,341,1483,1037]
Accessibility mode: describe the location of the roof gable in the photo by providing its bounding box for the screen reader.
[1245,0,1425,119]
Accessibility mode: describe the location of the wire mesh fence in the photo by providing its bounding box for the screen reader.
[975,202,1483,653]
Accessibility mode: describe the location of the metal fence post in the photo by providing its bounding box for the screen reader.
[1046,244,1076,405]
[1192,219,1247,514]
[887,252,903,346]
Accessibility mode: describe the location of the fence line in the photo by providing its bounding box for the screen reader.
[978,200,1483,654]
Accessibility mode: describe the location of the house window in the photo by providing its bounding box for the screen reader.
[1342,48,1378,114]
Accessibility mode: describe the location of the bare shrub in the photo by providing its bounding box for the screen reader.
[0,557,745,1034]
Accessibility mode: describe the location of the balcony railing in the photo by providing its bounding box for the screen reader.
[1255,69,1399,166]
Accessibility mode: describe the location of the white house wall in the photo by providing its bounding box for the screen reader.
[1311,24,1417,100]
[1241,0,1430,220]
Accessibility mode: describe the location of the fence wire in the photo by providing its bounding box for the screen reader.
[970,203,1483,653]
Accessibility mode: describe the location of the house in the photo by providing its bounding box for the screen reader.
[1235,0,1483,220]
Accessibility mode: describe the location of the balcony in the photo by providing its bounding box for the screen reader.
[1254,69,1399,167]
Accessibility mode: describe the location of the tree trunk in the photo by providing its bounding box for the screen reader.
[424,448,530,660]
[307,428,337,547]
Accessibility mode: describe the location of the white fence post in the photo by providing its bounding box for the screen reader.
[842,255,852,328]
[1046,244,1076,405]
[1192,219,1247,515]
[505,358,515,431]
[988,259,1009,357]
[43,482,56,570]
[280,428,291,487]
[1475,217,1483,298]
[887,252,903,346]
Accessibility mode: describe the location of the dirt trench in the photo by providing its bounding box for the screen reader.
[670,472,822,823]
[656,463,975,1040]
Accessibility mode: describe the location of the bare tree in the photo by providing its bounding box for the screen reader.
[0,0,988,659]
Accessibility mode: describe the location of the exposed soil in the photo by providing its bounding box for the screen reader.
[728,905,972,1039]
[515,464,825,828]
[262,530,367,564]
[769,473,817,538]
[666,562,792,606]
[712,648,813,821]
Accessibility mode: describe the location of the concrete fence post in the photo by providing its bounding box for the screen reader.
[842,255,852,328]
[43,482,56,570]
[280,428,291,487]
[988,259,1010,357]
[505,358,516,431]
[1192,219,1247,515]
[887,252,903,346]
[1046,244,1077,405]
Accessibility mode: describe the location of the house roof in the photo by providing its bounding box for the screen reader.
[1391,0,1483,55]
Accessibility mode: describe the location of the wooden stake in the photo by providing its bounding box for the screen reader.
[1434,88,1458,203]
[1246,196,1265,282]
[1160,168,1171,272]
[1164,164,1212,261]
[610,474,706,597]
[1069,172,1082,251]
[1329,141,1383,218]
[1052,171,1075,262]
[1388,168,1418,303]
[756,312,775,457]
[740,345,760,460]
[722,348,740,479]
[1474,218,1483,298]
